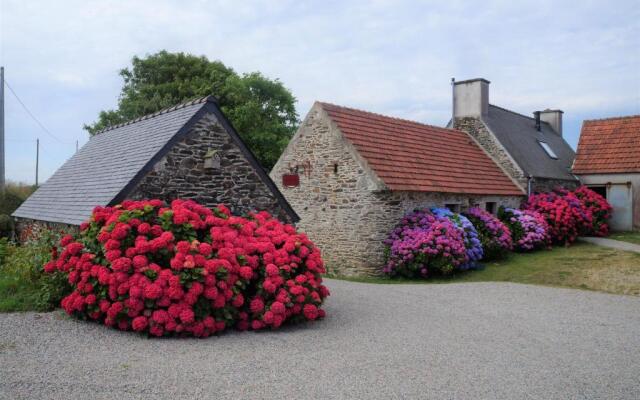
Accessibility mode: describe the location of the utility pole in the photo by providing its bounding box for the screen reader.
[35,138,39,186]
[76,140,78,152]
[1,66,5,192]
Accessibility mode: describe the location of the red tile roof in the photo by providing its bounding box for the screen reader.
[318,102,523,195]
[573,115,640,174]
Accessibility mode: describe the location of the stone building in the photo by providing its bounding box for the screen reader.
[573,115,640,231]
[12,96,298,235]
[449,78,579,193]
[270,102,524,276]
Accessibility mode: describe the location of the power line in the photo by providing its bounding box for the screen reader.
[3,78,66,143]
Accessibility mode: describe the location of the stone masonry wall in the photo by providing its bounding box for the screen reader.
[454,117,528,191]
[129,112,293,223]
[271,105,522,276]
[530,177,580,193]
[14,218,77,243]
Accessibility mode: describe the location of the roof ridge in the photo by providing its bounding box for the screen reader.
[317,101,461,133]
[583,114,640,123]
[488,104,537,121]
[94,95,216,135]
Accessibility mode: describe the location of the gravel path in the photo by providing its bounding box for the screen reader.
[1,280,639,400]
[579,236,640,253]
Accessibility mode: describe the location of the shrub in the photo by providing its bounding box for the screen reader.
[574,186,612,236]
[0,230,71,311]
[498,208,550,251]
[431,207,483,269]
[524,189,591,245]
[463,207,513,260]
[0,214,14,239]
[44,199,329,337]
[383,209,467,278]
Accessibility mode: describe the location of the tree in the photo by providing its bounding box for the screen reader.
[85,51,298,169]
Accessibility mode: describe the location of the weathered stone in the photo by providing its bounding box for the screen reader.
[271,104,522,277]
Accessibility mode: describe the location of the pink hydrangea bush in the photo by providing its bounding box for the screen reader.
[574,186,612,236]
[463,207,513,260]
[44,199,329,337]
[525,187,613,244]
[498,208,550,251]
[383,209,467,278]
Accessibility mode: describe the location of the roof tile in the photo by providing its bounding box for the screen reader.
[573,115,640,174]
[319,102,523,196]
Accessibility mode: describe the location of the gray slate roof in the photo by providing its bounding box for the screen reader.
[483,105,577,181]
[12,99,208,225]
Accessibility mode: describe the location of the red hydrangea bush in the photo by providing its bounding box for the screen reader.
[574,186,612,236]
[524,187,612,244]
[524,189,591,245]
[45,199,329,337]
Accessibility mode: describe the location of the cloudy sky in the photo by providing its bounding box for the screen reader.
[1,0,639,183]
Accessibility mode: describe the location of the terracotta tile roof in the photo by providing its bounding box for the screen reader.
[573,115,640,174]
[319,102,524,196]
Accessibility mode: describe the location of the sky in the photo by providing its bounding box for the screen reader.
[1,0,639,184]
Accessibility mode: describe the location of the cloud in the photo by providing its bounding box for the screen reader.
[1,0,638,182]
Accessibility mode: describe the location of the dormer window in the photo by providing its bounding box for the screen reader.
[538,141,558,159]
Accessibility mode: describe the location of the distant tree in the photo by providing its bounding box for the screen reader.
[85,51,298,169]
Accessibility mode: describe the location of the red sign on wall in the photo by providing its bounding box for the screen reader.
[282,174,300,187]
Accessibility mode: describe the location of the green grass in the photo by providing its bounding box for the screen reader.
[0,235,71,313]
[608,231,640,245]
[0,272,46,312]
[330,242,640,296]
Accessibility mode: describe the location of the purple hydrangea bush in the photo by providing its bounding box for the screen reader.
[431,208,484,269]
[498,207,550,251]
[383,209,467,278]
[463,207,513,260]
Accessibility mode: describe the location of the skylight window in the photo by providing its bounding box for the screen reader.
[538,141,558,159]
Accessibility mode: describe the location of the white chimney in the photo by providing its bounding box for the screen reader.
[452,78,490,118]
[539,109,563,136]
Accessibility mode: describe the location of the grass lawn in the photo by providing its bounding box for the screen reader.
[331,242,640,296]
[608,231,640,246]
[0,272,45,312]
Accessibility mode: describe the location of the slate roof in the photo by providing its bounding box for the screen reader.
[13,96,298,225]
[483,105,577,181]
[319,102,524,196]
[573,115,640,174]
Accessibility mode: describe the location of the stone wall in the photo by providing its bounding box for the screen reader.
[14,218,77,243]
[271,104,522,276]
[129,112,293,223]
[454,117,528,191]
[530,177,580,193]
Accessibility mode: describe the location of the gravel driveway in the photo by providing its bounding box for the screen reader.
[1,280,639,400]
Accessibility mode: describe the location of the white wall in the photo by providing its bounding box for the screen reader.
[578,173,640,231]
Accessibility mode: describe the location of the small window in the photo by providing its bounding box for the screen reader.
[333,163,339,174]
[444,203,460,213]
[538,141,558,159]
[485,202,497,214]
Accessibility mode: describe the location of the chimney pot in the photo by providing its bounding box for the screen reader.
[534,111,541,131]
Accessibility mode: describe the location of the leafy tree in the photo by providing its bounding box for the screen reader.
[85,51,298,169]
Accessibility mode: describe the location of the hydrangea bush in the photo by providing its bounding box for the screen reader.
[498,207,550,251]
[431,208,483,269]
[383,209,467,278]
[44,199,329,337]
[524,189,591,245]
[463,207,513,260]
[574,186,612,237]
